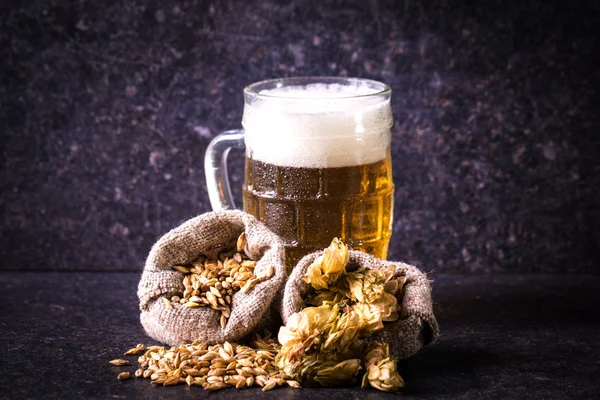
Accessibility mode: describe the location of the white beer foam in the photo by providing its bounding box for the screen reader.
[243,83,393,168]
[259,83,378,98]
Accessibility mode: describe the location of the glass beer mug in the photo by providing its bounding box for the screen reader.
[205,77,394,267]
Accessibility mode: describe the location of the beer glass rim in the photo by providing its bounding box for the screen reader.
[244,77,391,100]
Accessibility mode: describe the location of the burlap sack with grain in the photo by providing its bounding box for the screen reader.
[281,250,439,359]
[138,210,286,346]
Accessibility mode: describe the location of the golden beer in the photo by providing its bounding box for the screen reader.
[243,157,393,266]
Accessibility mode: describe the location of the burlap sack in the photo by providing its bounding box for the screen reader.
[138,210,286,346]
[281,250,439,359]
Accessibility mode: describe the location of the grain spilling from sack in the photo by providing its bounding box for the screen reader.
[164,232,274,329]
[137,210,286,346]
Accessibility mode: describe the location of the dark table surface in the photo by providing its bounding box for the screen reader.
[1,272,598,399]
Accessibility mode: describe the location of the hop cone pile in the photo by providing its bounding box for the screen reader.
[275,239,407,391]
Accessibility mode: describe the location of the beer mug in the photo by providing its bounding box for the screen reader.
[205,77,394,267]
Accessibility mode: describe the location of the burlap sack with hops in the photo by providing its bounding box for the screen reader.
[281,250,439,359]
[138,210,286,346]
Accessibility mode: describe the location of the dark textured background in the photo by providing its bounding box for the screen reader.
[1,0,598,273]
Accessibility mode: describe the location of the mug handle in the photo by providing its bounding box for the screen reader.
[204,129,246,210]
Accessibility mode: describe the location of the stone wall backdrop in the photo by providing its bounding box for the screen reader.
[1,0,598,272]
